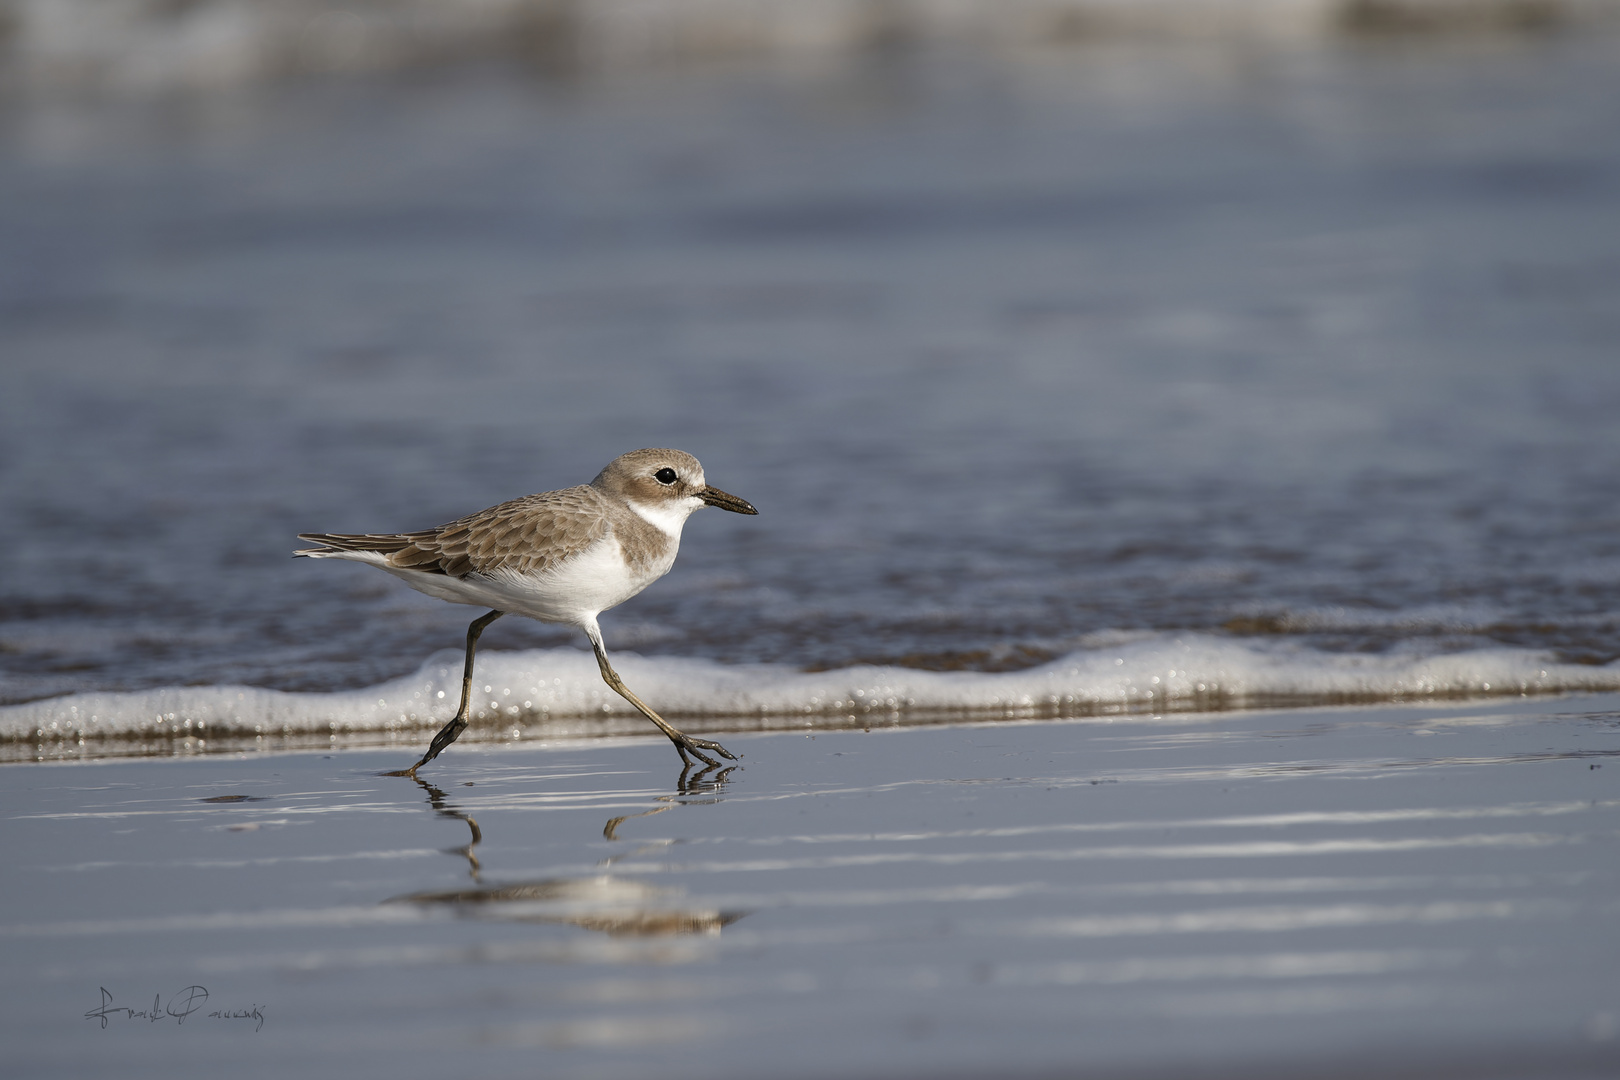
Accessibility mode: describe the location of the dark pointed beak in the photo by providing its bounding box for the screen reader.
[700,486,758,515]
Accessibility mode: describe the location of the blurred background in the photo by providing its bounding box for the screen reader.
[2,0,1620,708]
[5,9,1620,1079]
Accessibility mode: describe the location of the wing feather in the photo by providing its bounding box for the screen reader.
[296,485,611,578]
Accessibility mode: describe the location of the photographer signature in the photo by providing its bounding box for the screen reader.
[84,987,265,1031]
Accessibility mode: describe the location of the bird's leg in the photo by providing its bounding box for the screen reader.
[586,635,736,768]
[390,609,504,777]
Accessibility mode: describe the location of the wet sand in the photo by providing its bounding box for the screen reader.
[4,695,1618,1078]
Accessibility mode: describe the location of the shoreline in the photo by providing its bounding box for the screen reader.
[7,0,1620,96]
[8,686,1619,763]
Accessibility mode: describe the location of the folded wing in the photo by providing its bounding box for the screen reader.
[296,485,611,578]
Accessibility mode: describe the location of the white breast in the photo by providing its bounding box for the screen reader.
[377,535,670,628]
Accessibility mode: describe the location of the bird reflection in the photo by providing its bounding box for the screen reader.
[409,776,485,879]
[390,763,744,937]
[604,763,732,841]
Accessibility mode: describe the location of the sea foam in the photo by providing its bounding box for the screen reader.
[5,633,1618,744]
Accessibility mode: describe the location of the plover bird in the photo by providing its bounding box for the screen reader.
[296,449,757,774]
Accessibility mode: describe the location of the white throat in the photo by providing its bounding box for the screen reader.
[626,494,702,538]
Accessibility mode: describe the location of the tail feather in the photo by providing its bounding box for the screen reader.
[295,532,420,558]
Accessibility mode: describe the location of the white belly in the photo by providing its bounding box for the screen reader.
[379,535,674,627]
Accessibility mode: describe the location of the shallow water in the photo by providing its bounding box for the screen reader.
[6,695,1620,1078]
[4,36,1620,728]
[4,34,1620,1078]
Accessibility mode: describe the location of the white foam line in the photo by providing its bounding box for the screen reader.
[7,634,1619,739]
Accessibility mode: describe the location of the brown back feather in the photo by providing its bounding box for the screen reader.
[299,486,614,578]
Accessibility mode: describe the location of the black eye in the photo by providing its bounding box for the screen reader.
[654,467,678,485]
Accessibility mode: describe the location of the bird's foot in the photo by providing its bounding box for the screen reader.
[671,732,737,768]
[390,717,468,777]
